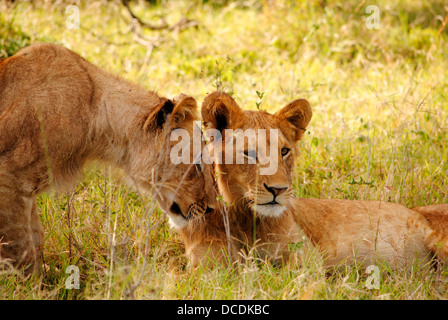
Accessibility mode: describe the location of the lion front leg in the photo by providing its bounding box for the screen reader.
[0,193,42,274]
[30,199,44,270]
[256,212,302,266]
[186,240,239,268]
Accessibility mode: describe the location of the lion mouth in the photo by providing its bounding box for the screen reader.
[170,202,187,218]
[258,200,280,205]
[167,201,195,230]
[170,201,214,221]
[251,200,287,218]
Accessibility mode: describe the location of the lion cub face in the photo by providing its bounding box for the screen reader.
[156,134,217,229]
[134,94,217,228]
[201,92,312,218]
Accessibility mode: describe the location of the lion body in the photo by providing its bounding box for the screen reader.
[293,198,439,268]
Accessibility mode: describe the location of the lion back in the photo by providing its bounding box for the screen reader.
[0,43,98,191]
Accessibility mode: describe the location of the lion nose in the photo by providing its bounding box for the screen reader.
[264,183,288,198]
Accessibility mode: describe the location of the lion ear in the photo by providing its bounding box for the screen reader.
[274,99,312,141]
[170,93,199,128]
[144,94,198,131]
[201,91,243,132]
[144,98,175,131]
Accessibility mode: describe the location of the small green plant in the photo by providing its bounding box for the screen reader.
[213,56,232,92]
[255,90,265,110]
[288,241,304,251]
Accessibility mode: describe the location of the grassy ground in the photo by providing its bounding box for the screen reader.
[1,0,447,299]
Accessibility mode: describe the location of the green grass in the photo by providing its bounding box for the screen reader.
[0,0,447,299]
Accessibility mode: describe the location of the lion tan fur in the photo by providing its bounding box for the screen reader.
[293,199,443,268]
[412,204,448,235]
[0,43,216,272]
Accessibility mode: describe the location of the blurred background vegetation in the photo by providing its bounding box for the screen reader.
[1,0,447,299]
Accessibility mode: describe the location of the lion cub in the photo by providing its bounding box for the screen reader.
[178,91,448,270]
[0,43,216,272]
[177,91,312,267]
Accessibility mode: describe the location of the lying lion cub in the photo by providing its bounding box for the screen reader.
[0,43,216,272]
[178,91,448,270]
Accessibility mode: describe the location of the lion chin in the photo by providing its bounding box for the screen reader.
[168,215,189,230]
[252,203,287,218]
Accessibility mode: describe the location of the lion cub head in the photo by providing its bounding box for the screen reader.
[201,91,312,217]
[131,94,217,228]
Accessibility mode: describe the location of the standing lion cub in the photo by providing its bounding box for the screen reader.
[0,43,216,273]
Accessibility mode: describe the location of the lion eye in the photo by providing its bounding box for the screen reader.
[281,148,290,157]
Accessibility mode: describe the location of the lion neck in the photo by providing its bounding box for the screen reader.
[88,69,169,190]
